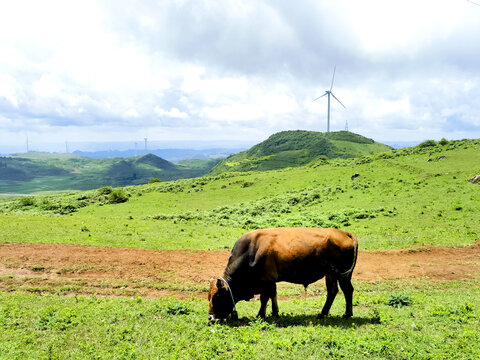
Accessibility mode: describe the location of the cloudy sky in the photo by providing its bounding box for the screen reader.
[1,0,479,153]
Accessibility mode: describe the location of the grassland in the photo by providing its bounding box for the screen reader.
[0,138,478,250]
[0,137,479,359]
[1,281,479,359]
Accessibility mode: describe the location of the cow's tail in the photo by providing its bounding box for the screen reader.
[339,232,358,278]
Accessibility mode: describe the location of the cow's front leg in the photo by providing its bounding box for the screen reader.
[258,292,269,319]
[318,274,338,318]
[257,283,278,318]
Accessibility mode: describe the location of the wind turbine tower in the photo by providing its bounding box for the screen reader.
[144,138,147,151]
[313,66,346,132]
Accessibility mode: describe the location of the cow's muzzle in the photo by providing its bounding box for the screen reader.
[208,312,225,324]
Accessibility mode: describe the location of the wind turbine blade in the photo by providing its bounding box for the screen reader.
[313,92,328,101]
[331,92,346,108]
[330,65,336,92]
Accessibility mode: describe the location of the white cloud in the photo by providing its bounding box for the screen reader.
[1,0,480,152]
[33,74,63,97]
[155,107,189,119]
[344,0,470,55]
[0,74,20,108]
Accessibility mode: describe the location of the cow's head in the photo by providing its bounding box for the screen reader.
[208,278,236,323]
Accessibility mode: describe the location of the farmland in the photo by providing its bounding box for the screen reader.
[0,138,480,359]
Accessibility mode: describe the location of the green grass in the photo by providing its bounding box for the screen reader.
[1,280,479,359]
[0,138,478,250]
[1,138,480,359]
[209,130,392,174]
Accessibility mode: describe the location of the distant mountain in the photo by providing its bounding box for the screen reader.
[0,153,220,194]
[72,148,244,161]
[383,141,422,149]
[135,153,177,170]
[209,130,392,175]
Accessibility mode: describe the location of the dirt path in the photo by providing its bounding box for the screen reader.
[1,242,479,298]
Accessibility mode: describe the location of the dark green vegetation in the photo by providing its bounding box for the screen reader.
[1,137,479,359]
[209,130,392,174]
[0,131,389,194]
[1,281,479,359]
[1,138,478,250]
[0,152,219,194]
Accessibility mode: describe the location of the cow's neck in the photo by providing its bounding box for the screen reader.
[223,270,253,302]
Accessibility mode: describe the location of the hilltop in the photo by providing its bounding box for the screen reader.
[209,130,392,174]
[0,153,219,194]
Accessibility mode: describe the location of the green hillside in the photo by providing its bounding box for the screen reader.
[0,153,219,195]
[209,130,392,174]
[0,137,478,250]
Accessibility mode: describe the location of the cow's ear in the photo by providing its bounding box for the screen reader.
[216,278,223,289]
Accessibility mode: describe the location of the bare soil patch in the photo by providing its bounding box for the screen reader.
[1,242,479,298]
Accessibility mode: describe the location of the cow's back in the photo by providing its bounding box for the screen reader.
[230,227,356,286]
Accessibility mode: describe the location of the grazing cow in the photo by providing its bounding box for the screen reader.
[208,227,358,322]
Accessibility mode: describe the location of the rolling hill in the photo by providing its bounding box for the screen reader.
[0,153,220,194]
[0,130,391,194]
[209,130,392,174]
[0,137,478,250]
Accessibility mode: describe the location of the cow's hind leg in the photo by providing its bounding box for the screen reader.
[339,276,354,318]
[318,274,338,318]
[271,283,279,317]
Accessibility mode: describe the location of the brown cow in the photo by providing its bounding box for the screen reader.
[208,227,358,322]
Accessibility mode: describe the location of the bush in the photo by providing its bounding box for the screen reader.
[107,189,129,204]
[98,186,113,195]
[149,178,163,183]
[18,196,36,207]
[386,294,412,308]
[438,138,449,146]
[418,140,437,148]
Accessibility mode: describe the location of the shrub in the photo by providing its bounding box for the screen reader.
[438,138,449,146]
[98,186,113,195]
[107,189,129,204]
[149,178,162,183]
[418,140,437,148]
[18,196,36,207]
[386,294,412,308]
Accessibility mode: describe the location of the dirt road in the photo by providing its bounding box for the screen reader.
[1,242,479,298]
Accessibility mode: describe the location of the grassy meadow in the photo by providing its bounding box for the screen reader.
[1,281,479,359]
[1,138,480,359]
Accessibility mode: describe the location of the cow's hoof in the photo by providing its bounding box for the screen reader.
[317,313,327,319]
[342,313,353,318]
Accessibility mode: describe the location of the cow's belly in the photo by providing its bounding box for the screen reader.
[276,263,327,286]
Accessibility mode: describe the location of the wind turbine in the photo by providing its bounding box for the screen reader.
[313,66,346,132]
